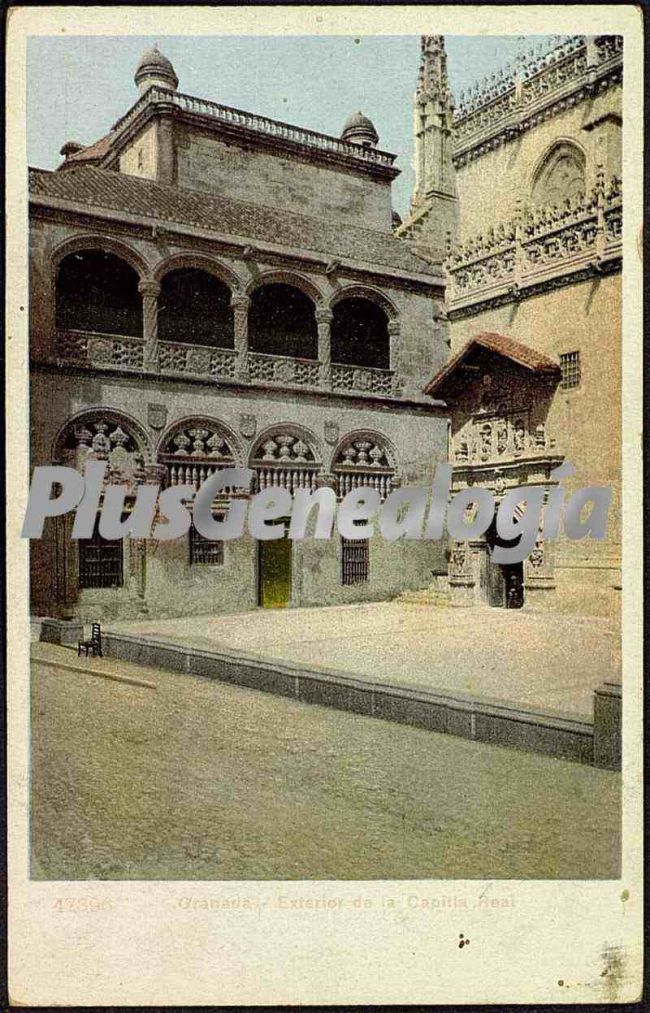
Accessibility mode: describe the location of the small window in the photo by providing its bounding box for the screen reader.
[79,522,123,589]
[560,351,581,390]
[189,524,224,566]
[341,523,369,585]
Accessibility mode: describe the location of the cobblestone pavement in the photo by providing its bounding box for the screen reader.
[109,602,621,718]
[31,645,621,881]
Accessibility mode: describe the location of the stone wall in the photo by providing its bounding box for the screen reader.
[448,273,621,618]
[454,85,622,242]
[29,368,448,621]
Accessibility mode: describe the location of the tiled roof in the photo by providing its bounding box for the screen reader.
[425,331,561,398]
[63,133,116,164]
[29,166,436,277]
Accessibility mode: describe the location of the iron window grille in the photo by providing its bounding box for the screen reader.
[189,522,224,565]
[559,351,581,389]
[341,524,369,585]
[78,522,124,589]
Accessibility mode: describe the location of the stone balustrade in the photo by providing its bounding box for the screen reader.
[53,331,402,400]
[157,340,237,379]
[446,175,622,314]
[111,87,397,169]
[331,363,395,396]
[247,351,320,388]
[55,330,145,370]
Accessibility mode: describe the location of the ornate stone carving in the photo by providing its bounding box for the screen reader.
[452,36,621,165]
[159,420,237,488]
[447,173,622,312]
[332,437,395,500]
[60,414,146,489]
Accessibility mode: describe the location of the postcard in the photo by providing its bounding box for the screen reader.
[7,4,643,1005]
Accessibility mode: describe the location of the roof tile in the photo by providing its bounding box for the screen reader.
[29,166,435,277]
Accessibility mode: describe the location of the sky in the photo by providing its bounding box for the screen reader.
[27,34,554,216]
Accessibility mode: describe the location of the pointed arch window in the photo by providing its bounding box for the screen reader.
[532,142,586,207]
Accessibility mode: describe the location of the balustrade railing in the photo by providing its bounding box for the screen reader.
[248,351,320,387]
[254,465,320,495]
[331,363,395,396]
[335,469,395,500]
[52,332,402,399]
[55,330,145,370]
[452,35,622,156]
[447,175,622,308]
[111,87,396,168]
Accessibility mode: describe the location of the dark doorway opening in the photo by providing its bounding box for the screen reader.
[249,284,317,359]
[484,517,524,609]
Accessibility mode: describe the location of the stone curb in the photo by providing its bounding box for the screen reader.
[101,631,596,766]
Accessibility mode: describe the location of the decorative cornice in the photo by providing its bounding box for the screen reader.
[451,35,623,167]
[446,174,622,316]
[29,198,444,296]
[30,358,447,414]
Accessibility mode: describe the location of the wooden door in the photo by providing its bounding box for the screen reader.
[258,532,292,608]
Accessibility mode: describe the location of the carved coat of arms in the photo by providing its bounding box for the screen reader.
[239,413,257,438]
[324,421,339,446]
[147,404,167,430]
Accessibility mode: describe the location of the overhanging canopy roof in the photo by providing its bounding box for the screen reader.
[425,332,561,401]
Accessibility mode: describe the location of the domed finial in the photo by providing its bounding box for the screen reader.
[134,45,179,95]
[340,111,379,149]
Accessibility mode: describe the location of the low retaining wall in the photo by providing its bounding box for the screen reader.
[101,631,605,767]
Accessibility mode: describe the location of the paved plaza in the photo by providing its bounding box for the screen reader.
[31,644,621,881]
[108,602,621,719]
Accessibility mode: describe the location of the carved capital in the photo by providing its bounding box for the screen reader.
[387,320,401,337]
[230,294,251,312]
[315,308,333,326]
[138,280,161,298]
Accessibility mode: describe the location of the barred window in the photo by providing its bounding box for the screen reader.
[79,522,123,589]
[560,351,581,389]
[189,524,224,566]
[341,528,369,585]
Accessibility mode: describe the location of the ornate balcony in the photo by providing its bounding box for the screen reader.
[51,332,403,401]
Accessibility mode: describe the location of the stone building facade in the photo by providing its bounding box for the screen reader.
[399,35,622,617]
[29,47,450,621]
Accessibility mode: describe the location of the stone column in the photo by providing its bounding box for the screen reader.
[316,308,333,389]
[388,319,401,393]
[231,294,250,381]
[139,280,161,370]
